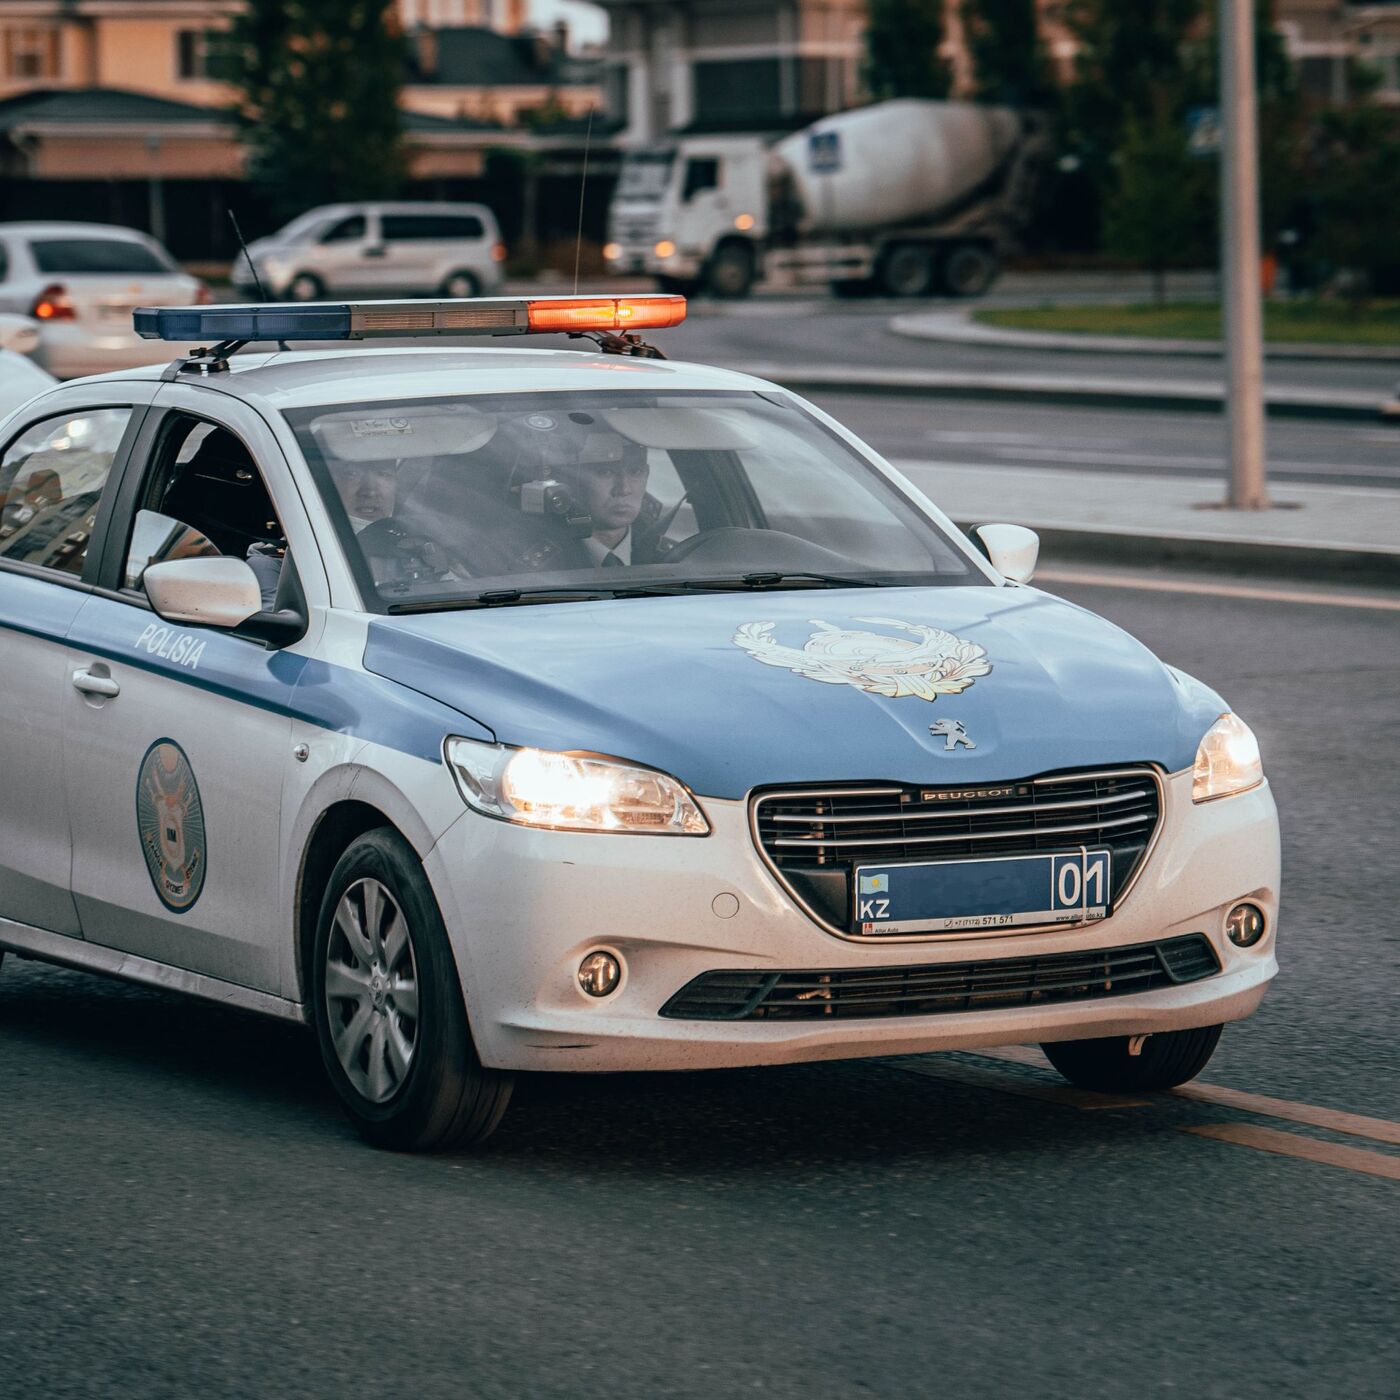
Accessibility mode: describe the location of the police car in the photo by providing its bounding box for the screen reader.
[0,295,1279,1150]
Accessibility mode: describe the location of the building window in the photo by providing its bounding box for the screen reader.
[176,29,233,81]
[3,27,60,80]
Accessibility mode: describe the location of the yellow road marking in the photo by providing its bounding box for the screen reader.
[1036,567,1400,613]
[1171,1082,1400,1148]
[1184,1123,1400,1182]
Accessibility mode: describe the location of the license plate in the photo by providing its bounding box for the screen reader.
[854,849,1112,935]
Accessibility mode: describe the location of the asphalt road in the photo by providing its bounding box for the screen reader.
[3,570,1398,1399]
[664,301,1400,399]
[802,391,1400,491]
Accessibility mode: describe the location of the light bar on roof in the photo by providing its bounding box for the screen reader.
[132,295,687,343]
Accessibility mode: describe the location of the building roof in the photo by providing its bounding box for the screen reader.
[0,87,231,131]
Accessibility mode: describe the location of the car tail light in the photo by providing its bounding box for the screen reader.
[491,242,508,263]
[193,283,215,305]
[31,284,76,321]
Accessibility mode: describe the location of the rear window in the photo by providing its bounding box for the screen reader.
[382,215,486,242]
[29,239,173,275]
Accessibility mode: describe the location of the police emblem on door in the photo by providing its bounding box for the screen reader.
[136,739,207,912]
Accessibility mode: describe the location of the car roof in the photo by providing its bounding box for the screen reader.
[63,346,779,411]
[0,221,158,242]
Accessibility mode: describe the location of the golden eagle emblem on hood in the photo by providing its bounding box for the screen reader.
[732,617,991,701]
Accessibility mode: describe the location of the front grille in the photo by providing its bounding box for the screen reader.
[660,934,1219,1021]
[752,767,1162,936]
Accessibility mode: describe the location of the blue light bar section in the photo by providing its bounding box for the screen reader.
[134,304,355,342]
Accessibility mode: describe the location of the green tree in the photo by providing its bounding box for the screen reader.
[863,0,952,101]
[964,0,1054,107]
[227,0,407,224]
[1063,0,1205,184]
[1307,88,1400,299]
[1102,113,1214,304]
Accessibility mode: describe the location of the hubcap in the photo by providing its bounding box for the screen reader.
[324,877,419,1104]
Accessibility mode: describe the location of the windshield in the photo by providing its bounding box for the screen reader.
[616,150,676,201]
[286,390,981,611]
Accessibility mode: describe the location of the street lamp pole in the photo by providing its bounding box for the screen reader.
[1220,0,1269,508]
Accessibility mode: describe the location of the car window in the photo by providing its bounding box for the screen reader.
[120,414,287,605]
[382,214,486,241]
[28,239,172,275]
[284,390,978,610]
[319,215,367,244]
[0,408,132,577]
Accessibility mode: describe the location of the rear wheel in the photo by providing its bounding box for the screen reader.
[286,272,325,302]
[440,270,481,299]
[878,243,936,298]
[311,828,512,1150]
[704,241,755,298]
[1041,1025,1224,1093]
[941,243,999,297]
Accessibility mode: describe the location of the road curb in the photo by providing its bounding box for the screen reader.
[733,363,1389,422]
[947,519,1400,586]
[889,308,1400,364]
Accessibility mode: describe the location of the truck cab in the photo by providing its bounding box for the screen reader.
[605,137,768,296]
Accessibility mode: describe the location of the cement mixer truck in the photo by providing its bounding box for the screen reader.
[604,99,1045,299]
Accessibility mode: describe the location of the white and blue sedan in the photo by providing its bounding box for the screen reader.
[0,296,1279,1149]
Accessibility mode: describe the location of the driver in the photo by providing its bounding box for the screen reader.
[328,457,459,590]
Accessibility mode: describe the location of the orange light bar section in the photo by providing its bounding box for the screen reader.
[526,295,687,333]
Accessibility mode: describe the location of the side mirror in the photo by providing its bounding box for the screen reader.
[972,523,1039,584]
[144,556,262,629]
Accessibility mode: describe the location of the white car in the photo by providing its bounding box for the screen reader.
[0,222,208,378]
[0,314,57,417]
[231,202,507,302]
[0,294,1279,1151]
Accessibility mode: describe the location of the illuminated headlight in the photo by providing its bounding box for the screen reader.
[445,736,709,835]
[1192,713,1263,803]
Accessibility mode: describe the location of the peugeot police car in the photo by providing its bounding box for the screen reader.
[0,294,1279,1150]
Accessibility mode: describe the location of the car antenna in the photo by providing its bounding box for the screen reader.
[228,209,289,352]
[572,107,594,295]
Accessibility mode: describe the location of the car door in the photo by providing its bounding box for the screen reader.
[61,389,319,994]
[376,213,443,293]
[0,395,149,936]
[313,211,380,294]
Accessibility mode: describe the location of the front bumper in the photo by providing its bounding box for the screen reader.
[427,769,1279,1073]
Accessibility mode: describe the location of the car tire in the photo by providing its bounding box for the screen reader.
[878,243,937,298]
[704,241,755,298]
[1041,1024,1224,1093]
[311,827,513,1151]
[286,273,326,302]
[940,243,999,298]
[440,270,481,299]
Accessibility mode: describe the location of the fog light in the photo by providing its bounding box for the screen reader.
[578,950,622,997]
[1225,903,1266,948]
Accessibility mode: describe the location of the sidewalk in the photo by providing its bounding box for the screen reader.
[890,460,1400,583]
[890,306,1400,365]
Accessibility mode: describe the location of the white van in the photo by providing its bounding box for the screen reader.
[234,203,506,301]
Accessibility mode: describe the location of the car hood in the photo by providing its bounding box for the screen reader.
[363,586,1224,798]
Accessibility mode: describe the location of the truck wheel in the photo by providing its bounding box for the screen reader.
[704,242,754,298]
[1040,1025,1224,1093]
[878,244,936,298]
[941,244,999,297]
[311,827,513,1151]
[657,275,700,296]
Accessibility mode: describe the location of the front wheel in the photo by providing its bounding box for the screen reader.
[312,828,512,1150]
[1041,1024,1223,1093]
[285,272,325,302]
[704,242,754,298]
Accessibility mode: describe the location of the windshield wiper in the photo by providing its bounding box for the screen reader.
[385,584,694,614]
[678,572,885,591]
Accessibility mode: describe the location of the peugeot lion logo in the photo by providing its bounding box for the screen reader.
[929,718,975,751]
